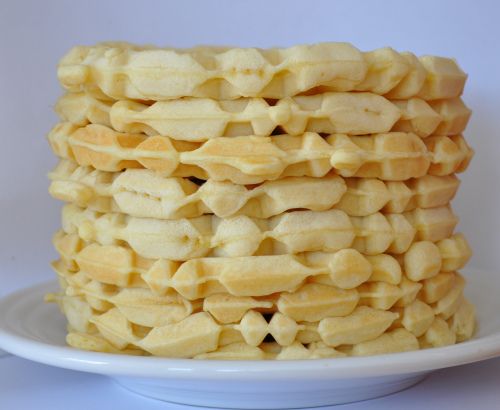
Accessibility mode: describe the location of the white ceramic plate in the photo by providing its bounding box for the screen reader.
[1,268,499,409]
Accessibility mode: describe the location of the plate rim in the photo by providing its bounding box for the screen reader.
[1,278,500,380]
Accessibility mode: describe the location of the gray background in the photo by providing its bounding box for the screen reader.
[1,0,499,294]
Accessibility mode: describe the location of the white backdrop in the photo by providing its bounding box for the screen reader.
[1,0,499,295]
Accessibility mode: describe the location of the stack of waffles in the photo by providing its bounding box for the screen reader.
[46,42,476,359]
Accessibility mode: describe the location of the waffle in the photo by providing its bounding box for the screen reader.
[56,91,402,139]
[56,267,372,334]
[52,229,471,298]
[57,43,466,101]
[56,266,465,326]
[49,160,461,219]
[60,203,459,260]
[47,123,473,183]
[64,332,421,359]
[428,98,472,135]
[448,298,476,342]
[55,278,413,353]
[66,322,470,359]
[47,41,475,360]
[416,56,468,101]
[53,283,472,358]
[55,92,113,128]
[55,92,471,141]
[54,259,363,325]
[391,97,470,138]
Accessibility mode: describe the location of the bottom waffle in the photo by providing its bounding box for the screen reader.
[48,262,475,359]
[64,331,419,360]
[56,297,475,360]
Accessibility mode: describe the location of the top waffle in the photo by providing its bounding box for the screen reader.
[58,43,467,101]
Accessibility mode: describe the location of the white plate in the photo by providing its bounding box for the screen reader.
[1,268,499,409]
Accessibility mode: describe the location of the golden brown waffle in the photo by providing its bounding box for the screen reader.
[60,203,459,260]
[47,123,473,183]
[57,43,466,101]
[52,229,471,298]
[49,160,461,219]
[54,92,471,140]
